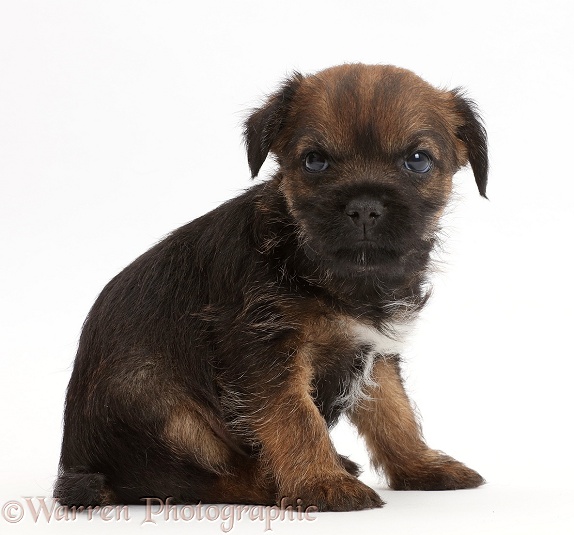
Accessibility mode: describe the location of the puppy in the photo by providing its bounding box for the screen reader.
[54,63,488,512]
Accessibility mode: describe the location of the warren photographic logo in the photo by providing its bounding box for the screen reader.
[1,497,318,532]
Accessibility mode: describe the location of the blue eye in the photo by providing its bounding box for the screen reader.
[304,152,329,173]
[404,152,432,173]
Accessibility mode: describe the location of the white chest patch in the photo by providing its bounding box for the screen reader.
[349,320,415,357]
[335,319,416,412]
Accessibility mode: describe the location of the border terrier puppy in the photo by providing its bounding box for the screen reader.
[55,63,488,512]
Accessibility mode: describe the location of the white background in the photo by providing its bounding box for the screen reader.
[1,1,573,533]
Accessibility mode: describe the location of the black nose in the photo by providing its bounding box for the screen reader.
[345,197,384,228]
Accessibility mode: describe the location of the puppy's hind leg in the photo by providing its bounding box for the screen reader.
[166,400,363,504]
[199,457,278,505]
[163,403,277,505]
[348,356,485,491]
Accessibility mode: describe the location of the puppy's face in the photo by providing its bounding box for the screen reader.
[246,64,488,278]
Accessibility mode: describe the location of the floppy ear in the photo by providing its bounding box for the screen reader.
[243,73,303,178]
[451,90,489,198]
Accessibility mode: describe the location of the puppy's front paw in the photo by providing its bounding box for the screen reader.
[390,454,485,491]
[281,473,384,512]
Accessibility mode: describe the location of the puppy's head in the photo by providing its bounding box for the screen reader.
[245,64,488,279]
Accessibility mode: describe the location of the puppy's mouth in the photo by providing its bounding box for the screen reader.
[332,242,404,268]
[302,236,409,274]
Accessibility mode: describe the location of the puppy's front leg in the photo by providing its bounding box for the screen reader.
[349,356,484,490]
[250,353,383,511]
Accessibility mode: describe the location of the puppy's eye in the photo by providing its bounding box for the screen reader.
[304,152,329,173]
[404,152,432,174]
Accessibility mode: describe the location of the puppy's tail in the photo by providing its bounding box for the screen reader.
[54,468,114,506]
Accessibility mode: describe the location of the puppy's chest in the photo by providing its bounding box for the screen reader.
[306,317,414,426]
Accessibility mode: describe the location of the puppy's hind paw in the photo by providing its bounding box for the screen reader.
[337,454,362,477]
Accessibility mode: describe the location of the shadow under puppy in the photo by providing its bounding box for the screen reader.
[55,63,488,512]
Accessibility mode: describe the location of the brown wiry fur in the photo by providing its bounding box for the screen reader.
[163,403,231,472]
[55,64,487,512]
